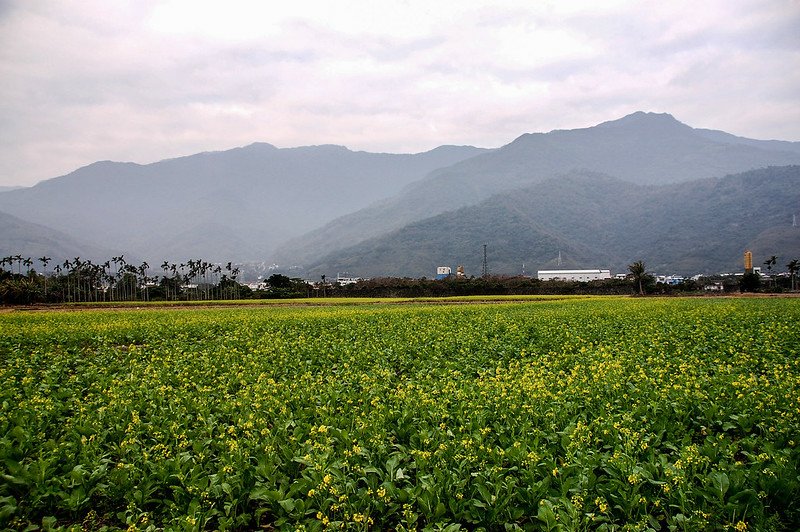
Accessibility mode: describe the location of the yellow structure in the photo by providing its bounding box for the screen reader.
[744,250,753,274]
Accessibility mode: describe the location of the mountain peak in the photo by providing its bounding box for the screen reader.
[596,111,688,129]
[238,142,278,151]
[287,144,351,154]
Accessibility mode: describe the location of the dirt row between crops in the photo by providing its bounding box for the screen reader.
[1,298,573,312]
[2,292,799,313]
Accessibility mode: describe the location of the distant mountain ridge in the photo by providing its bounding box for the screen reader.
[303,166,800,277]
[2,111,800,275]
[0,143,487,262]
[275,112,800,265]
[0,210,119,263]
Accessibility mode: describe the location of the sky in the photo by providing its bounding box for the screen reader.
[1,0,799,187]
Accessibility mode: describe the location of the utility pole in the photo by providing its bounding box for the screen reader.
[482,244,488,277]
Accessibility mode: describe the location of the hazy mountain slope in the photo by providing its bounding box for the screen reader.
[0,186,25,193]
[620,166,800,273]
[744,226,800,270]
[277,112,800,265]
[0,210,119,264]
[301,171,634,278]
[0,143,486,262]
[694,129,800,156]
[304,166,800,278]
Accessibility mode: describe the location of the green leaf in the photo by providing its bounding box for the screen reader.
[278,498,296,513]
[709,471,729,500]
[0,495,18,521]
[250,487,282,502]
[537,500,558,529]
[434,501,446,519]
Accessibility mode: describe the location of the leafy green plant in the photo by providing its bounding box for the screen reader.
[1,298,798,530]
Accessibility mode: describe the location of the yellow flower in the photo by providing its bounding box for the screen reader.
[570,494,584,509]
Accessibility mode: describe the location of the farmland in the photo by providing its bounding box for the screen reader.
[1,297,799,530]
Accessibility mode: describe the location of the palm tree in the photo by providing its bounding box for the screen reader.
[224,262,233,300]
[764,255,777,273]
[63,258,72,300]
[178,262,188,300]
[184,260,197,300]
[85,261,98,302]
[71,257,83,302]
[161,261,170,300]
[139,262,150,301]
[214,265,222,300]
[170,263,179,300]
[111,255,126,301]
[52,263,64,301]
[787,259,799,292]
[628,260,647,296]
[124,264,138,301]
[38,256,51,298]
[764,256,777,289]
[200,260,210,300]
[101,261,111,301]
[231,266,240,300]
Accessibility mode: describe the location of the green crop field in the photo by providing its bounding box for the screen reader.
[1,297,799,531]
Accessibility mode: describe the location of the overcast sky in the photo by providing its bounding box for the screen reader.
[1,0,799,186]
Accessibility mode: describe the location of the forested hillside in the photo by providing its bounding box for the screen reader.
[304,166,800,277]
[277,112,800,265]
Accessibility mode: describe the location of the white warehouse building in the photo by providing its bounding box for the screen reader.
[537,269,612,282]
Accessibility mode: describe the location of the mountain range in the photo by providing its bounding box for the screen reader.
[1,111,799,277]
[0,143,485,263]
[302,166,800,277]
[274,112,800,267]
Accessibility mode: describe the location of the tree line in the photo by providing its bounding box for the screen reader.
[2,254,798,305]
[0,255,245,304]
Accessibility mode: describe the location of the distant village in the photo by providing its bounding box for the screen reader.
[1,248,797,305]
[240,249,798,297]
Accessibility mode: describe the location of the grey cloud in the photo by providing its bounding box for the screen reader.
[0,0,16,20]
[365,35,447,62]
[2,1,800,187]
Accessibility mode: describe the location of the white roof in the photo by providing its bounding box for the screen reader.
[537,269,609,274]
